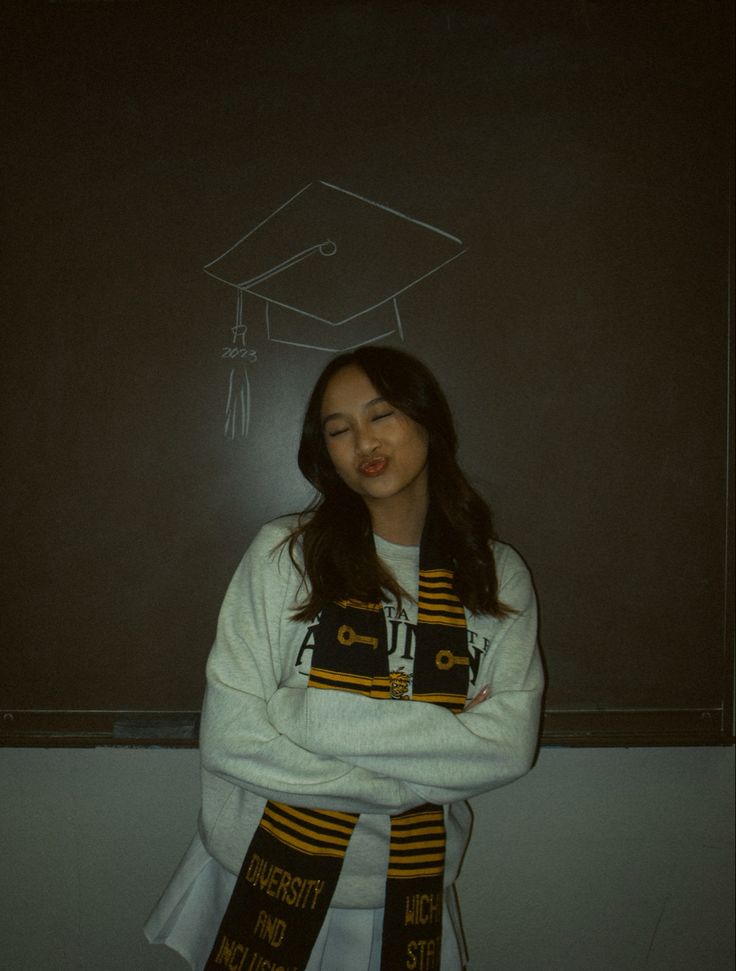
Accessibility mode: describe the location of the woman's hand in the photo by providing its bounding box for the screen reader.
[463,684,490,712]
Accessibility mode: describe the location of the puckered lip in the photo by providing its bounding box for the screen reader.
[358,455,388,477]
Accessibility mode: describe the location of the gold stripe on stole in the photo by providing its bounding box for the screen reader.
[411,691,468,705]
[335,599,383,612]
[261,803,359,858]
[418,570,466,628]
[386,808,446,878]
[308,667,392,698]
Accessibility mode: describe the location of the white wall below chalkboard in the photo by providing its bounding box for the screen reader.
[0,746,732,971]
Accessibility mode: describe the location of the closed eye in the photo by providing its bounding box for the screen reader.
[371,410,395,422]
[326,426,349,438]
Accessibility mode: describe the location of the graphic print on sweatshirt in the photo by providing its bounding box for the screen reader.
[293,603,494,698]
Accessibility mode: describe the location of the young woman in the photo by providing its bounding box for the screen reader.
[146,346,544,971]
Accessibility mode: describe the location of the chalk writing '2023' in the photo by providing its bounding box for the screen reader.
[222,348,258,362]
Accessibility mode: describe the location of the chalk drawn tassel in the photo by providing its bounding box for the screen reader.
[225,366,251,439]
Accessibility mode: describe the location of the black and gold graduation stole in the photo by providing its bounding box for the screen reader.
[204,800,359,971]
[205,512,469,971]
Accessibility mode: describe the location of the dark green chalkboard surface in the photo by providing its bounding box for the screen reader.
[2,1,732,746]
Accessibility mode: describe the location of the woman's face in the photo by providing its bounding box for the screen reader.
[320,364,429,514]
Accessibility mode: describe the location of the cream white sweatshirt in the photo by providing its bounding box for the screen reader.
[198,517,544,909]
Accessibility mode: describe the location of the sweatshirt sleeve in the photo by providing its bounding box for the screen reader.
[266,545,544,805]
[199,522,423,814]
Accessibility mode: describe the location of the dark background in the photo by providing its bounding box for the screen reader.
[1,0,732,744]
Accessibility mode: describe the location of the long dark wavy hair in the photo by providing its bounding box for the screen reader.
[287,345,508,620]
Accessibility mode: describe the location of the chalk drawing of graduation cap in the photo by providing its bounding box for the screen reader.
[204,181,466,352]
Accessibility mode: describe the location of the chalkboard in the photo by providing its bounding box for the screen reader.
[2,1,733,746]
